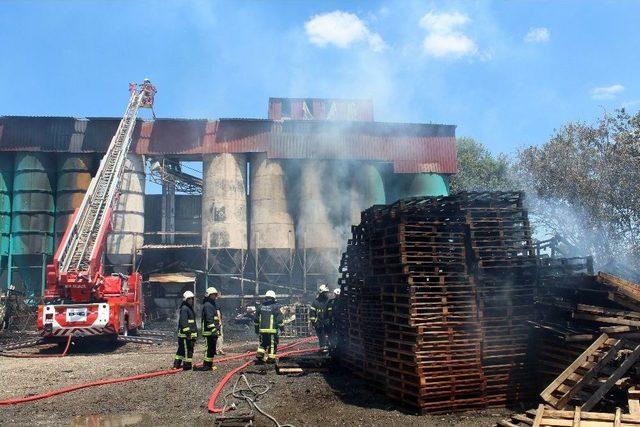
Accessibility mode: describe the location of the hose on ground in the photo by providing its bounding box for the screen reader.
[0,337,315,406]
[0,336,72,359]
[223,374,296,427]
[207,346,320,414]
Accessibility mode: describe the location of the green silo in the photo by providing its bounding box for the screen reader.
[11,152,56,295]
[0,153,13,285]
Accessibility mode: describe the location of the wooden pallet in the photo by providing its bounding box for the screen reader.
[499,405,640,427]
[541,334,623,410]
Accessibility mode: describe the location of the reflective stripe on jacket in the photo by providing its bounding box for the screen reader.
[201,297,220,336]
[254,300,283,334]
[178,302,198,338]
[310,296,329,325]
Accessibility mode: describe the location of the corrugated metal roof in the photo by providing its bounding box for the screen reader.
[0,116,457,173]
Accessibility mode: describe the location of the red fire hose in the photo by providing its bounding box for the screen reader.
[0,337,315,406]
[0,336,73,359]
[207,346,320,413]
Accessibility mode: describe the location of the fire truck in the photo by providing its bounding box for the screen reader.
[37,80,156,339]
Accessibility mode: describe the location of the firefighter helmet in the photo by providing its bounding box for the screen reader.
[265,290,276,299]
[333,288,341,296]
[205,287,218,296]
[318,284,330,294]
[183,290,195,300]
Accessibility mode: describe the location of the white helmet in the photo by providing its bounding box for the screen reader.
[333,288,341,296]
[265,290,276,299]
[318,284,330,294]
[183,290,195,300]
[205,287,218,296]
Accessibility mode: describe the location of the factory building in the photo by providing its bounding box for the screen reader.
[0,98,456,304]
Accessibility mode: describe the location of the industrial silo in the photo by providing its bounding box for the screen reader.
[0,153,13,284]
[249,153,295,291]
[385,172,449,203]
[55,154,93,247]
[106,154,145,273]
[293,160,341,291]
[405,173,449,197]
[202,153,247,294]
[11,152,56,295]
[350,162,385,224]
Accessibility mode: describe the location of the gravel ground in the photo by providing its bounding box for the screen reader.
[0,337,511,426]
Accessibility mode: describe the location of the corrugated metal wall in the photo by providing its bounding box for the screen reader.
[0,117,457,174]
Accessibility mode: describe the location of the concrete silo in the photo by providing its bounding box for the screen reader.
[11,152,56,294]
[202,153,247,249]
[202,153,247,294]
[0,153,13,284]
[106,154,145,273]
[294,160,341,291]
[249,153,295,291]
[350,162,385,225]
[55,154,93,247]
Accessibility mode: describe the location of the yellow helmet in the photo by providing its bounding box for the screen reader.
[205,287,218,296]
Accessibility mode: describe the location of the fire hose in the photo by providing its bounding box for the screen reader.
[0,336,72,359]
[207,346,320,413]
[0,337,315,406]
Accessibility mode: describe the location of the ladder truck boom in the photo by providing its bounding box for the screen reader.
[37,80,156,339]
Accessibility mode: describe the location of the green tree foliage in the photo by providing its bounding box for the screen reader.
[514,109,640,269]
[450,137,512,193]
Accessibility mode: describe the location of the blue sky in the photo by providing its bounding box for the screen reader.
[1,0,639,155]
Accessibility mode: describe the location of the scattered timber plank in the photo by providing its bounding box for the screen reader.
[582,344,640,411]
[541,334,622,409]
[573,312,640,328]
[628,387,640,416]
[577,305,640,320]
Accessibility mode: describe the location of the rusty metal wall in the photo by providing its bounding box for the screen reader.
[0,117,457,174]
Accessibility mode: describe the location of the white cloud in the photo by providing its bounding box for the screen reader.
[419,11,478,58]
[524,27,550,43]
[591,84,625,100]
[305,11,387,52]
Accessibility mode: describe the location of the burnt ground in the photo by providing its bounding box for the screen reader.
[0,334,511,426]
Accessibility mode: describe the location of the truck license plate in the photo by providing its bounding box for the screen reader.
[66,308,88,322]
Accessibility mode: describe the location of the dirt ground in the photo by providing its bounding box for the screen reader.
[0,336,512,427]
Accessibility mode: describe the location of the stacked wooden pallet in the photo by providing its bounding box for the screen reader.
[337,192,538,413]
[460,192,538,405]
[372,197,486,413]
[337,220,387,389]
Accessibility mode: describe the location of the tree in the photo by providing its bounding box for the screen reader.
[514,109,640,270]
[449,137,512,193]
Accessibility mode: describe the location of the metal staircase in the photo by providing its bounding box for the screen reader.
[58,90,145,274]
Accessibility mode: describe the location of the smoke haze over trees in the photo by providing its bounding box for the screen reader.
[455,109,640,271]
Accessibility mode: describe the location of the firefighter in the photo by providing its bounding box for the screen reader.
[174,290,197,370]
[324,288,341,353]
[310,284,331,353]
[254,290,284,363]
[200,287,221,371]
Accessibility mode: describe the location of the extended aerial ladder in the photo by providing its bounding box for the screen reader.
[37,80,156,338]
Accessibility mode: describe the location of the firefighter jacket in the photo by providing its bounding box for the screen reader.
[324,297,336,327]
[178,302,198,339]
[201,297,221,337]
[310,294,329,327]
[254,300,283,335]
